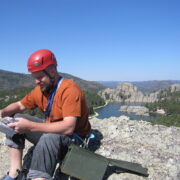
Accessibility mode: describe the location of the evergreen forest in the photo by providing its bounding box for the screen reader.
[0,87,105,118]
[145,90,180,127]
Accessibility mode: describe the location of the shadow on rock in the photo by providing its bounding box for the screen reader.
[88,128,103,152]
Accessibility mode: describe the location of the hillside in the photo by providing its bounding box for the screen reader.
[0,70,34,89]
[145,87,180,127]
[133,80,180,93]
[0,69,105,92]
[0,69,106,116]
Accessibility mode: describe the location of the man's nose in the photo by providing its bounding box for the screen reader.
[35,79,40,84]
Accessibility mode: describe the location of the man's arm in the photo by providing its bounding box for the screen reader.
[0,101,26,118]
[8,116,77,135]
[29,116,77,135]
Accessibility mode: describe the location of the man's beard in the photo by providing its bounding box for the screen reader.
[40,82,55,95]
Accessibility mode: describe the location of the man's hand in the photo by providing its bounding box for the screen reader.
[8,117,32,134]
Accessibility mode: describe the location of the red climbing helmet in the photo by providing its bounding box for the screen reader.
[27,49,57,72]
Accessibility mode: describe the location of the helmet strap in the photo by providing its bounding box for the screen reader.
[43,70,53,80]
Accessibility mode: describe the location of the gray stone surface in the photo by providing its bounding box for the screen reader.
[90,116,180,180]
[0,116,180,180]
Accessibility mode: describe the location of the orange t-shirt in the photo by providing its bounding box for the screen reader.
[20,79,91,137]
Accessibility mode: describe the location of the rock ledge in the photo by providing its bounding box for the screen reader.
[0,116,180,180]
[90,116,180,180]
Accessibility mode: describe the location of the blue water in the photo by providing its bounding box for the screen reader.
[95,103,158,121]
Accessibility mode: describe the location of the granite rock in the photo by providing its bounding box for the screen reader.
[0,116,180,180]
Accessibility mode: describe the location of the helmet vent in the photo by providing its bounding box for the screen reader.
[42,57,44,65]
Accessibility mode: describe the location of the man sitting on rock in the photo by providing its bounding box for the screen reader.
[0,49,91,180]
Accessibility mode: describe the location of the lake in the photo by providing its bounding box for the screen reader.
[95,103,159,121]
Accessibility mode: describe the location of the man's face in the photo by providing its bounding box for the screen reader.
[32,71,52,93]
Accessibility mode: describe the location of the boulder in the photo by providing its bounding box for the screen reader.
[120,105,149,116]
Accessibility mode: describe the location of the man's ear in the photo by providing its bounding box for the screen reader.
[47,65,56,76]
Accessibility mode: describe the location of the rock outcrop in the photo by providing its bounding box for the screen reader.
[90,116,180,180]
[98,82,159,103]
[120,105,149,116]
[170,84,180,92]
[156,109,166,114]
[0,116,180,180]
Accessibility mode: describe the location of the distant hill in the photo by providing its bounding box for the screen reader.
[1,69,179,93]
[0,69,105,92]
[97,81,121,89]
[98,80,180,93]
[133,80,180,93]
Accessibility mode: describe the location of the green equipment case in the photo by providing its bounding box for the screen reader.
[61,144,148,180]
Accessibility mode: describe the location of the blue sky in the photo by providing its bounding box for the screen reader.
[0,0,179,81]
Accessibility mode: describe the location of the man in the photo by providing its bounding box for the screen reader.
[0,49,91,180]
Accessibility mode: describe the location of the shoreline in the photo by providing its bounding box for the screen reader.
[89,101,108,119]
[93,101,108,110]
[88,101,162,120]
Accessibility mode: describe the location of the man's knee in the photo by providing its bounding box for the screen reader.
[33,133,72,160]
[39,133,71,145]
[38,133,61,145]
[34,134,61,154]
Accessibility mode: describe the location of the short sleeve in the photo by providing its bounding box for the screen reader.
[61,86,82,117]
[20,88,38,109]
